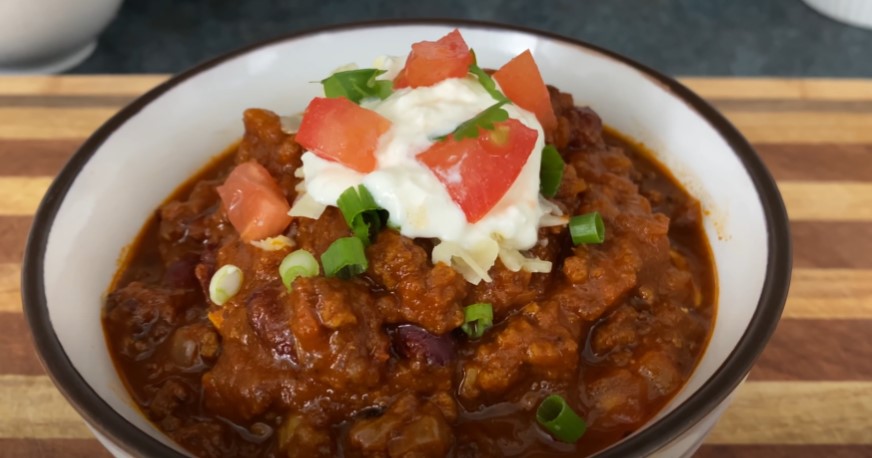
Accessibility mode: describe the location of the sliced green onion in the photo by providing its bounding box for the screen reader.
[536,394,587,443]
[321,68,393,104]
[539,145,565,197]
[468,49,510,103]
[336,185,388,244]
[279,249,319,290]
[209,264,243,306]
[321,237,368,279]
[460,303,493,339]
[569,212,605,245]
[436,101,509,142]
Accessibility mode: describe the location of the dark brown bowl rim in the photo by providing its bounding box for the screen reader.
[22,18,791,458]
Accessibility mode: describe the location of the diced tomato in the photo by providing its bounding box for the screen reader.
[295,97,392,173]
[216,161,292,242]
[418,119,539,223]
[492,50,558,133]
[393,29,474,89]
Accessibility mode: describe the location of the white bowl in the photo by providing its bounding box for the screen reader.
[22,20,791,457]
[0,0,123,73]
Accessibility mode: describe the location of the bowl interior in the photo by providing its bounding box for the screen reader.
[36,23,769,455]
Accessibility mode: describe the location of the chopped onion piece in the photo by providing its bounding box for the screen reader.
[209,264,243,306]
[250,235,294,251]
[289,193,327,219]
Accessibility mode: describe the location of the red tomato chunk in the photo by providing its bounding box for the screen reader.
[493,50,558,133]
[394,29,474,89]
[215,161,291,242]
[295,97,392,173]
[418,119,538,223]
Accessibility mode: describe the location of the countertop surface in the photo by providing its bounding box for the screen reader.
[73,0,872,76]
[2,75,872,457]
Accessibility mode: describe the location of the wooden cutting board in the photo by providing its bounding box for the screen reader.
[1,76,871,458]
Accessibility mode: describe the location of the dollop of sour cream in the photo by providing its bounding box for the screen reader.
[295,58,562,283]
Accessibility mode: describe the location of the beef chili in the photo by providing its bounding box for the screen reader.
[103,31,715,458]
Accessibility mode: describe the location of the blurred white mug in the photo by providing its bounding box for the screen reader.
[0,0,123,74]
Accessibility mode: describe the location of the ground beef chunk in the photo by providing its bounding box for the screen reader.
[348,393,454,458]
[235,108,303,195]
[367,230,467,334]
[105,282,198,359]
[459,301,581,401]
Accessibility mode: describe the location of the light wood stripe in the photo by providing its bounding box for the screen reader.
[707,381,872,444]
[5,178,872,221]
[0,108,117,140]
[785,269,872,319]
[680,78,872,101]
[2,77,871,102]
[0,438,111,458]
[722,111,872,143]
[0,375,91,439]
[3,266,868,318]
[1,378,869,443]
[0,76,166,96]
[696,444,872,458]
[779,182,872,221]
[0,178,53,216]
[0,264,20,313]
[2,108,872,144]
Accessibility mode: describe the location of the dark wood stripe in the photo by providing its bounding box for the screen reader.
[749,320,872,381]
[710,98,872,113]
[0,217,31,264]
[0,95,134,108]
[696,445,872,458]
[755,143,872,182]
[793,222,872,269]
[0,312,44,375]
[0,439,110,458]
[0,140,79,176]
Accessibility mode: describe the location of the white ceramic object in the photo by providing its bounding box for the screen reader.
[804,0,872,29]
[0,0,122,73]
[22,21,791,458]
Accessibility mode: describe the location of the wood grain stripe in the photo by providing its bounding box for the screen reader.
[779,182,872,221]
[756,144,872,182]
[706,382,872,444]
[0,217,31,264]
[1,378,869,443]
[0,263,21,313]
[5,266,867,318]
[748,320,872,381]
[0,141,869,183]
[0,439,111,458]
[0,140,79,176]
[680,78,872,101]
[2,310,869,379]
[4,178,872,220]
[0,108,117,140]
[785,269,872,319]
[2,221,872,278]
[696,445,872,458]
[0,375,91,439]
[0,76,166,96]
[0,177,53,216]
[711,99,872,113]
[723,111,872,143]
[3,77,870,101]
[0,313,43,375]
[1,107,871,143]
[792,222,872,269]
[0,96,134,108]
